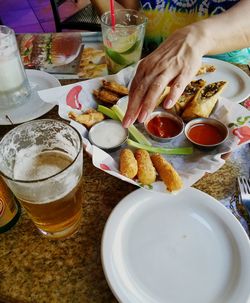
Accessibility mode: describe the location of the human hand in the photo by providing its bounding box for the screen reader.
[123,25,209,128]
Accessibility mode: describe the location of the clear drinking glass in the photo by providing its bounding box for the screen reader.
[101,9,147,74]
[0,119,83,239]
[0,25,31,109]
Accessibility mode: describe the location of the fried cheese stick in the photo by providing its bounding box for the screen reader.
[135,149,156,185]
[151,153,183,192]
[120,149,138,179]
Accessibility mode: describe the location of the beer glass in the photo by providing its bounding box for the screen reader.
[0,119,83,239]
[0,25,31,109]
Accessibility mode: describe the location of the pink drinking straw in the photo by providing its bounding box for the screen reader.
[110,0,116,30]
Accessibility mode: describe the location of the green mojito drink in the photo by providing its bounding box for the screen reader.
[101,9,147,74]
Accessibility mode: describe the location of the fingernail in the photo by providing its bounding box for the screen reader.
[164,99,174,109]
[123,118,131,128]
[138,110,148,123]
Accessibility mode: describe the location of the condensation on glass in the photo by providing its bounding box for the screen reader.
[0,26,31,109]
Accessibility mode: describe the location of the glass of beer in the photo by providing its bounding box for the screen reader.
[0,119,83,239]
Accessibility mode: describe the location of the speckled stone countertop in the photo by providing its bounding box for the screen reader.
[0,68,249,303]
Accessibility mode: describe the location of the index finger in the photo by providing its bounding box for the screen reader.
[122,83,144,128]
[122,66,148,127]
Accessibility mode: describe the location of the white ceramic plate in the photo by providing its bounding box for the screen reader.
[102,187,250,303]
[197,58,250,103]
[0,69,61,125]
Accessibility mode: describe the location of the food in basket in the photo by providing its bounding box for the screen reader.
[93,80,129,105]
[119,148,182,189]
[135,149,156,185]
[182,81,227,121]
[196,64,216,76]
[68,108,104,128]
[102,80,129,96]
[155,64,215,109]
[151,153,183,192]
[93,88,121,104]
[156,79,206,110]
[169,79,206,115]
[120,149,138,179]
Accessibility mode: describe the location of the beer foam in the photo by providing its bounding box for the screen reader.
[14,149,72,181]
[12,149,82,204]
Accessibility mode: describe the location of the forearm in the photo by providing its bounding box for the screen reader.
[193,0,250,55]
[90,0,139,16]
[90,0,124,16]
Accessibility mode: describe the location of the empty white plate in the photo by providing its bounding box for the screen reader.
[102,187,250,303]
[0,69,61,125]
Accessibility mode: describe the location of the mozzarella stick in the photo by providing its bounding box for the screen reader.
[135,149,156,185]
[151,153,183,192]
[120,149,138,179]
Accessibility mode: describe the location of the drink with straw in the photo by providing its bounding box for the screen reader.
[101,9,147,74]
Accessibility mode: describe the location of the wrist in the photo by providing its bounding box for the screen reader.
[185,21,215,56]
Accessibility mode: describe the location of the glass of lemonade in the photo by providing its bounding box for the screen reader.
[101,9,147,74]
[0,26,31,109]
[0,120,83,239]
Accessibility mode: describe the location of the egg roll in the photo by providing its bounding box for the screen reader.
[182,81,227,122]
[169,79,206,115]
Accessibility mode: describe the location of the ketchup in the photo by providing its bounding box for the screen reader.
[147,115,182,138]
[188,123,224,145]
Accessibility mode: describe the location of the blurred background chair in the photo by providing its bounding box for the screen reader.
[50,0,101,32]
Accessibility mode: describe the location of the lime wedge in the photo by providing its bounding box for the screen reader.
[121,40,140,55]
[105,48,128,65]
[109,30,138,53]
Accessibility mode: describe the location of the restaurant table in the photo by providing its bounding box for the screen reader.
[0,65,249,303]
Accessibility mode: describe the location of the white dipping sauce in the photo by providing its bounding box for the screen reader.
[89,120,127,149]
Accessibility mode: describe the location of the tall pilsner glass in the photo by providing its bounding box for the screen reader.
[0,120,83,239]
[0,26,31,109]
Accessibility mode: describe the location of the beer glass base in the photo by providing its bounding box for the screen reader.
[38,216,82,240]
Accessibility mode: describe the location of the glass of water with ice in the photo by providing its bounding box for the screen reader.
[0,26,31,110]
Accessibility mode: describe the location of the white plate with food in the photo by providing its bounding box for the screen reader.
[0,70,61,125]
[102,187,250,303]
[197,58,250,103]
